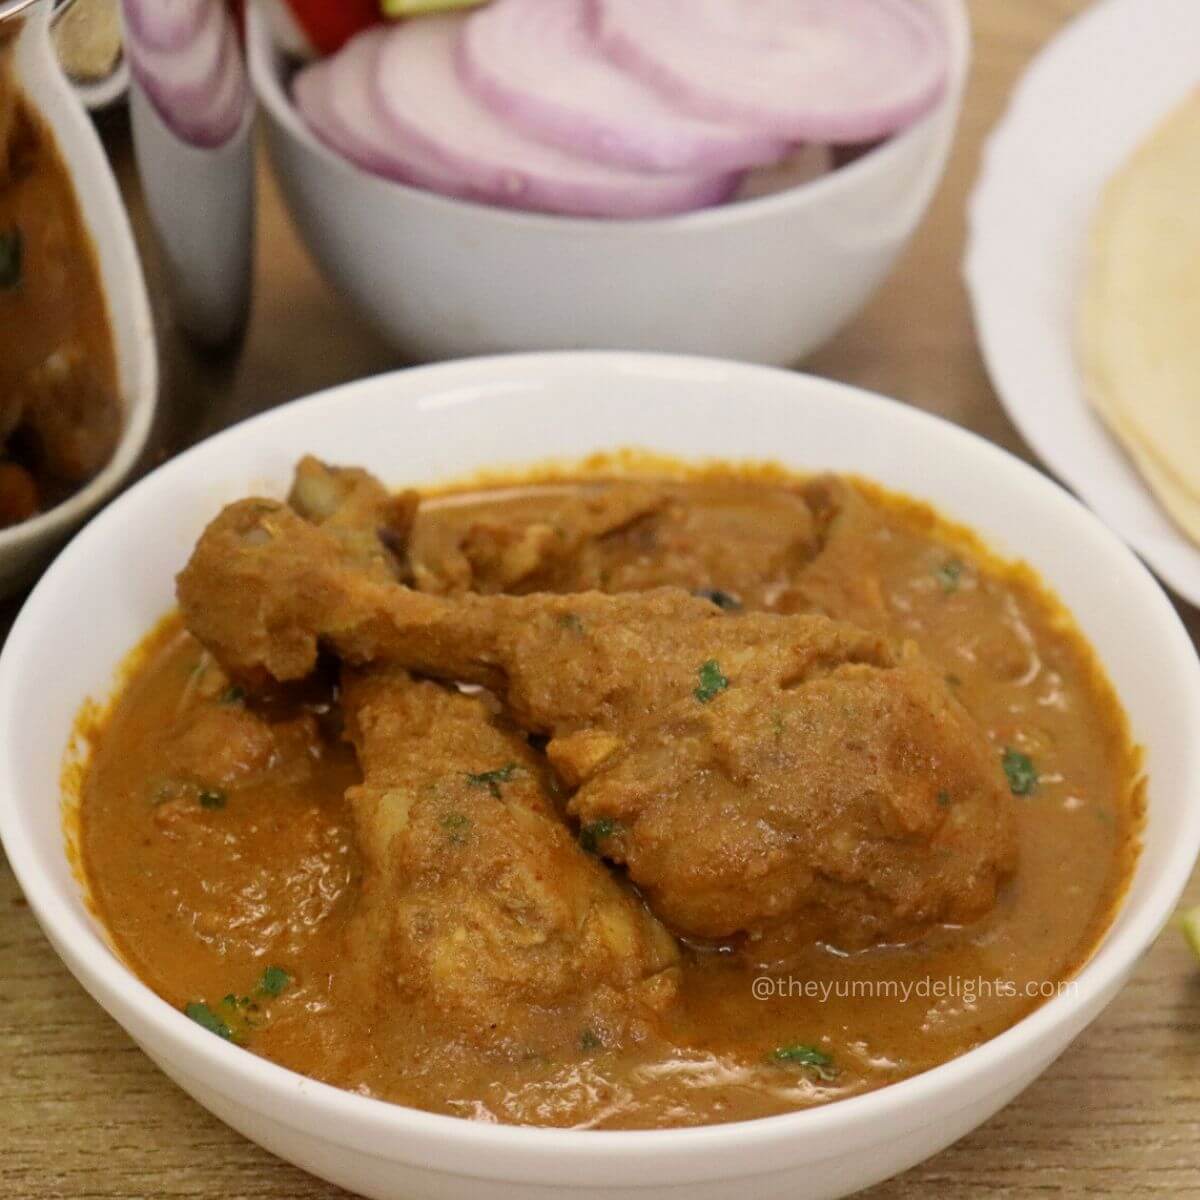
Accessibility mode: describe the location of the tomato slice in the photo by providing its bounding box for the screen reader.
[281,0,380,54]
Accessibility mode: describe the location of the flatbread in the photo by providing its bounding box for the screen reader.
[1079,88,1200,544]
[1087,381,1200,542]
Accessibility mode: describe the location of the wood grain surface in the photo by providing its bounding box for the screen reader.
[4,1,1200,1197]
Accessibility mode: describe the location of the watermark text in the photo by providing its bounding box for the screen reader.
[751,974,1078,1005]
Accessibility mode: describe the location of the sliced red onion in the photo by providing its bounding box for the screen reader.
[593,0,949,144]
[182,36,248,149]
[124,0,247,149]
[123,0,229,112]
[121,0,207,54]
[139,36,246,149]
[457,0,786,174]
[373,13,738,218]
[295,30,477,198]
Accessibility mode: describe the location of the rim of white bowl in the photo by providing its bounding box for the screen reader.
[2,353,1198,1182]
[247,0,970,235]
[0,3,158,556]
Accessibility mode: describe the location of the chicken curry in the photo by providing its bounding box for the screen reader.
[0,27,121,527]
[79,457,1141,1129]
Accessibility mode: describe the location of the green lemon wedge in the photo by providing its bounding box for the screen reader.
[382,0,488,16]
[1181,906,1200,962]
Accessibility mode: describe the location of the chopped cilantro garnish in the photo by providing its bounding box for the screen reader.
[219,685,245,705]
[771,1044,836,1079]
[693,588,742,612]
[199,789,227,810]
[936,790,952,808]
[694,659,729,704]
[579,1028,602,1051]
[465,763,518,799]
[257,966,290,997]
[934,560,964,593]
[0,227,23,290]
[771,710,786,740]
[580,818,620,853]
[1002,748,1038,796]
[185,1001,234,1041]
[441,811,471,843]
[188,974,286,1043]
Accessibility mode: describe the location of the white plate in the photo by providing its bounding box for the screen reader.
[964,0,1200,606]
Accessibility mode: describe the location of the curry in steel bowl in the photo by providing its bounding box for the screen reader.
[76,455,1141,1129]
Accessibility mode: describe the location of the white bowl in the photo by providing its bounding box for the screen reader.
[2,353,1197,1200]
[0,0,157,594]
[127,75,256,347]
[246,1,969,366]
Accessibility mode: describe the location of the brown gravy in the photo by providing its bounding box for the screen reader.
[79,470,1141,1129]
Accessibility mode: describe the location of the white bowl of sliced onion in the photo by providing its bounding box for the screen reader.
[247,0,969,365]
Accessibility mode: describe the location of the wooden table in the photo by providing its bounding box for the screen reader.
[4,2,1199,1196]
